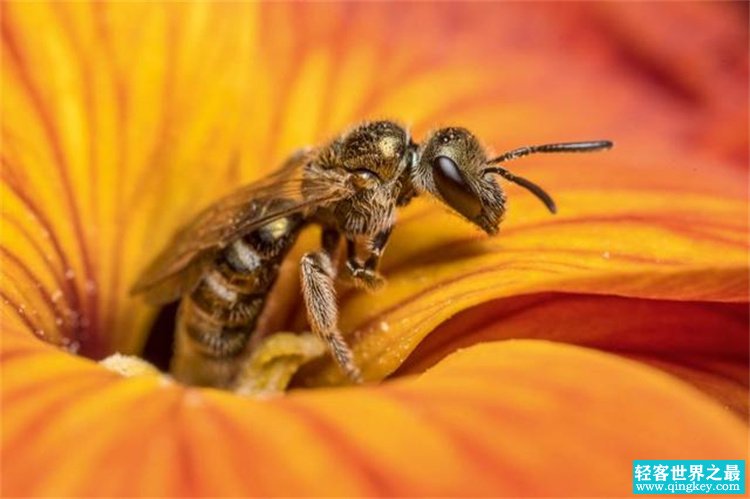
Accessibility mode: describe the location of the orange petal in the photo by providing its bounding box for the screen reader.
[1,332,745,497]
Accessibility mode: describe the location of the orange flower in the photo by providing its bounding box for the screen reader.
[1,2,747,496]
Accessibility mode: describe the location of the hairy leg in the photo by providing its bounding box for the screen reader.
[300,250,362,382]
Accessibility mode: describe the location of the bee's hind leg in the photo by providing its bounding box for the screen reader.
[299,250,363,383]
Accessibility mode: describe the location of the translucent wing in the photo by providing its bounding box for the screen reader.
[131,151,351,304]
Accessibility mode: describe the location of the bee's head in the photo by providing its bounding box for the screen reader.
[412,128,508,235]
[411,127,559,235]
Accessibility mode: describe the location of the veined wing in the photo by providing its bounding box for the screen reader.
[131,152,352,304]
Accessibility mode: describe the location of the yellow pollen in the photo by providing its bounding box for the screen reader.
[378,136,399,158]
[262,218,289,240]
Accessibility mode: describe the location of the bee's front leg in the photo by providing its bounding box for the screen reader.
[300,250,362,383]
[344,260,385,291]
[343,227,391,292]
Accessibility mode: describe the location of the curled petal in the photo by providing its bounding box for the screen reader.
[397,294,749,416]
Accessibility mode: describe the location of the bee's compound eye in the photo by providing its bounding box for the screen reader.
[352,168,380,188]
[432,155,483,220]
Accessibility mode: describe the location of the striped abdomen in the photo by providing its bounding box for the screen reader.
[171,214,304,387]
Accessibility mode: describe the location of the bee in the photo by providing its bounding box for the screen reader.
[132,121,612,390]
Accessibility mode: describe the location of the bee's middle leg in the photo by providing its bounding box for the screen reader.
[300,250,362,383]
[343,229,391,291]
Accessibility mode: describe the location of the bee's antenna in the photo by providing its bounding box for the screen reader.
[484,140,612,213]
[484,165,557,214]
[487,140,613,165]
